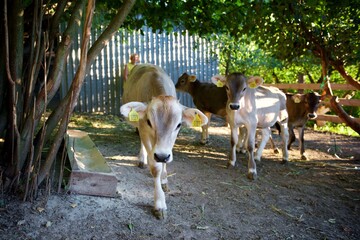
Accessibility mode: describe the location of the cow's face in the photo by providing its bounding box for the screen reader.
[305,92,321,119]
[175,73,196,92]
[121,95,208,163]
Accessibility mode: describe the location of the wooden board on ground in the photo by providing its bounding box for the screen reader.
[65,129,118,197]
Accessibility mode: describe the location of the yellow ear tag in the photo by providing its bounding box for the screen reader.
[294,98,301,103]
[192,113,202,127]
[249,81,257,88]
[216,80,224,88]
[129,108,139,122]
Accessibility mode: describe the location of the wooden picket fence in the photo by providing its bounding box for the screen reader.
[263,83,360,124]
[61,26,219,114]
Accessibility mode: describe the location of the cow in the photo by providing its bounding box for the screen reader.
[211,73,289,180]
[175,73,228,144]
[270,92,322,160]
[121,64,208,219]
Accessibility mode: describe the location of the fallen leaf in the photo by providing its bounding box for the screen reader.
[37,207,45,213]
[45,221,52,227]
[70,203,78,208]
[17,220,26,226]
[328,218,336,224]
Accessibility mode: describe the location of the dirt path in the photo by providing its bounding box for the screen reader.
[1,116,359,240]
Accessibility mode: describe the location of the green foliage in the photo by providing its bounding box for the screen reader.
[314,122,359,137]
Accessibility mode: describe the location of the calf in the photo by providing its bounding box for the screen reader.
[212,73,289,180]
[175,73,227,144]
[269,92,322,160]
[286,92,321,160]
[121,64,208,219]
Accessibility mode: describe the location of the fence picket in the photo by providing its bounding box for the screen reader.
[62,27,219,114]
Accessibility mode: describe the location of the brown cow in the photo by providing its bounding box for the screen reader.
[121,64,208,219]
[269,92,322,160]
[175,73,227,144]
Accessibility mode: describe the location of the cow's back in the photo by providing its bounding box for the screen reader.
[255,86,288,127]
[123,64,176,104]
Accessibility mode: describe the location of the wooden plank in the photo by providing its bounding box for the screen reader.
[263,83,357,91]
[338,98,360,107]
[66,129,117,197]
[316,114,360,124]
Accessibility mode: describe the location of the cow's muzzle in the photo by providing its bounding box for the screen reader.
[307,113,317,119]
[154,153,171,163]
[229,103,239,110]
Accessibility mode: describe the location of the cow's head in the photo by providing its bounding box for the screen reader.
[291,92,321,119]
[175,72,197,92]
[211,73,263,110]
[120,95,208,163]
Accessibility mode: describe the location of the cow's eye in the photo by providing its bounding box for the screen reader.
[225,86,229,91]
[242,87,247,92]
[147,119,152,128]
[176,123,182,130]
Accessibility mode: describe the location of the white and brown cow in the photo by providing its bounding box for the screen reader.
[175,72,228,144]
[270,92,322,160]
[212,73,289,180]
[121,64,208,219]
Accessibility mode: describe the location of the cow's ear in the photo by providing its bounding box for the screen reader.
[247,76,263,88]
[291,94,303,103]
[120,102,147,126]
[189,75,197,82]
[211,75,226,87]
[182,108,209,127]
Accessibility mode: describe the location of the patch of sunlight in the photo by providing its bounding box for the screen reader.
[106,155,138,167]
[0,138,4,143]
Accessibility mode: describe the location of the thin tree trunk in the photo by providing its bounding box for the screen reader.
[37,0,95,185]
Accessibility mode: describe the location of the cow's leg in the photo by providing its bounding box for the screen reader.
[268,135,280,154]
[161,163,170,192]
[138,141,148,168]
[287,125,296,150]
[200,112,211,144]
[254,128,271,161]
[279,122,289,163]
[149,162,167,219]
[298,126,307,160]
[246,125,257,180]
[236,126,247,153]
[228,126,239,167]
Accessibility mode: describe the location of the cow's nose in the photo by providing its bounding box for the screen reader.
[154,153,171,163]
[308,113,317,119]
[229,103,239,110]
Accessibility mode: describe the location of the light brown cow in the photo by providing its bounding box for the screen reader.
[121,64,208,219]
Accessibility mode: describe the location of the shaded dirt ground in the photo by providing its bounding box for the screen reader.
[1,114,360,240]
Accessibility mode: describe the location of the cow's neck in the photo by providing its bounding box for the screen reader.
[188,80,201,96]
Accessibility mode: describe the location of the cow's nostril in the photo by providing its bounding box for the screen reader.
[308,113,317,119]
[154,153,171,163]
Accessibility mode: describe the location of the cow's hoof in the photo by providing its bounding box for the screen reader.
[301,155,308,160]
[227,161,236,168]
[274,148,280,154]
[247,172,257,180]
[161,183,170,192]
[152,208,167,220]
[281,160,288,164]
[138,162,145,169]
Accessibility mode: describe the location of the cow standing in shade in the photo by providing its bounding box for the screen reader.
[175,73,228,144]
[212,73,289,180]
[121,64,208,219]
[270,92,321,160]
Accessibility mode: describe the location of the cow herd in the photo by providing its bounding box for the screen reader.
[120,63,322,219]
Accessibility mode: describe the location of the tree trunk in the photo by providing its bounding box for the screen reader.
[319,49,360,133]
